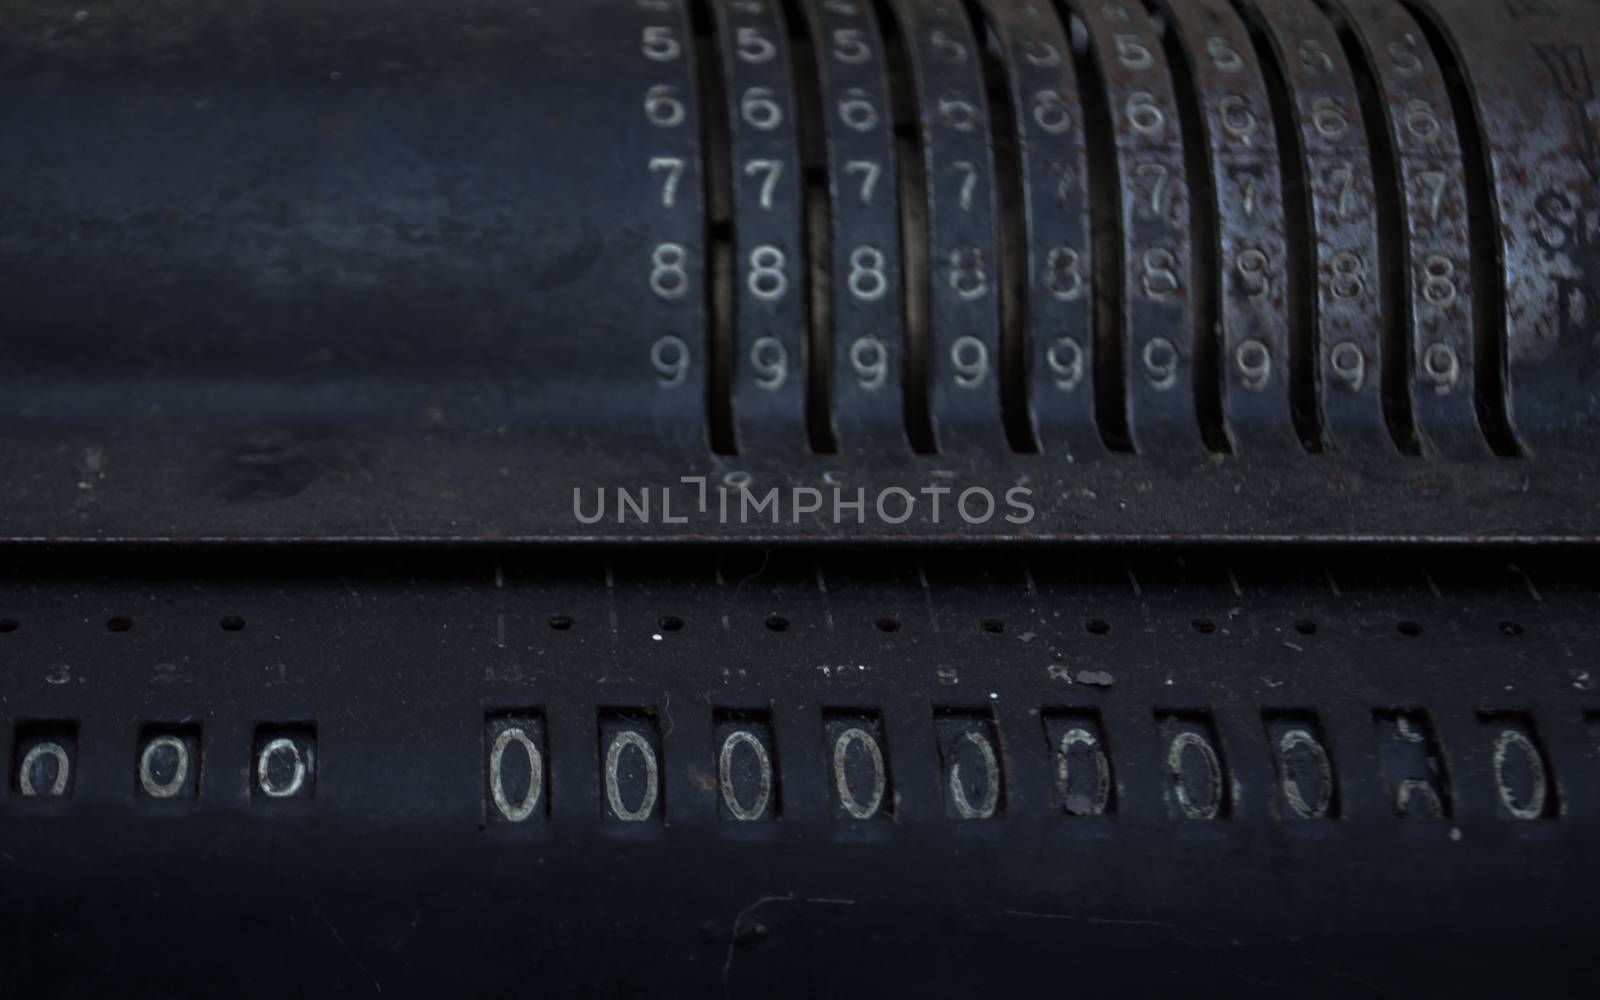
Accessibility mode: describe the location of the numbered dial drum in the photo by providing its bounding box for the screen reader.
[0,0,1593,461]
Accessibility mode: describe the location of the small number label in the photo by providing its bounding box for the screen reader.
[936,713,1004,820]
[138,728,199,801]
[254,727,315,801]
[826,714,890,821]
[1162,718,1226,820]
[716,714,779,821]
[601,715,663,823]
[486,715,546,823]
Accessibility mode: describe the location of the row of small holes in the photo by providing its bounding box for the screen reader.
[636,615,1525,637]
[0,616,1528,637]
[0,617,246,634]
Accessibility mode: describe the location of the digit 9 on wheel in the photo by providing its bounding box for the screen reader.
[631,0,710,445]
[1405,0,1599,454]
[710,0,811,453]
[1075,0,1204,455]
[975,0,1099,456]
[1332,0,1488,458]
[882,0,1007,453]
[796,0,908,454]
[1159,0,1300,455]
[1237,0,1394,455]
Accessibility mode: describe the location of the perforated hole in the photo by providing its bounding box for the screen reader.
[1085,619,1111,636]
[1498,621,1524,637]
[1294,619,1318,636]
[221,615,246,632]
[106,616,133,633]
[1191,619,1216,635]
[658,615,684,632]
[1397,620,1423,637]
[0,619,16,634]
[765,614,790,632]
[875,616,901,633]
[981,618,1006,634]
[548,614,575,631]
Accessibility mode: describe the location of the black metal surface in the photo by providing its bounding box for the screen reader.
[1,0,1597,542]
[1415,0,1600,453]
[6,1,1600,991]
[1,547,1597,994]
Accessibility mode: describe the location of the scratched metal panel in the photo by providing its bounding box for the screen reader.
[0,549,1596,992]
